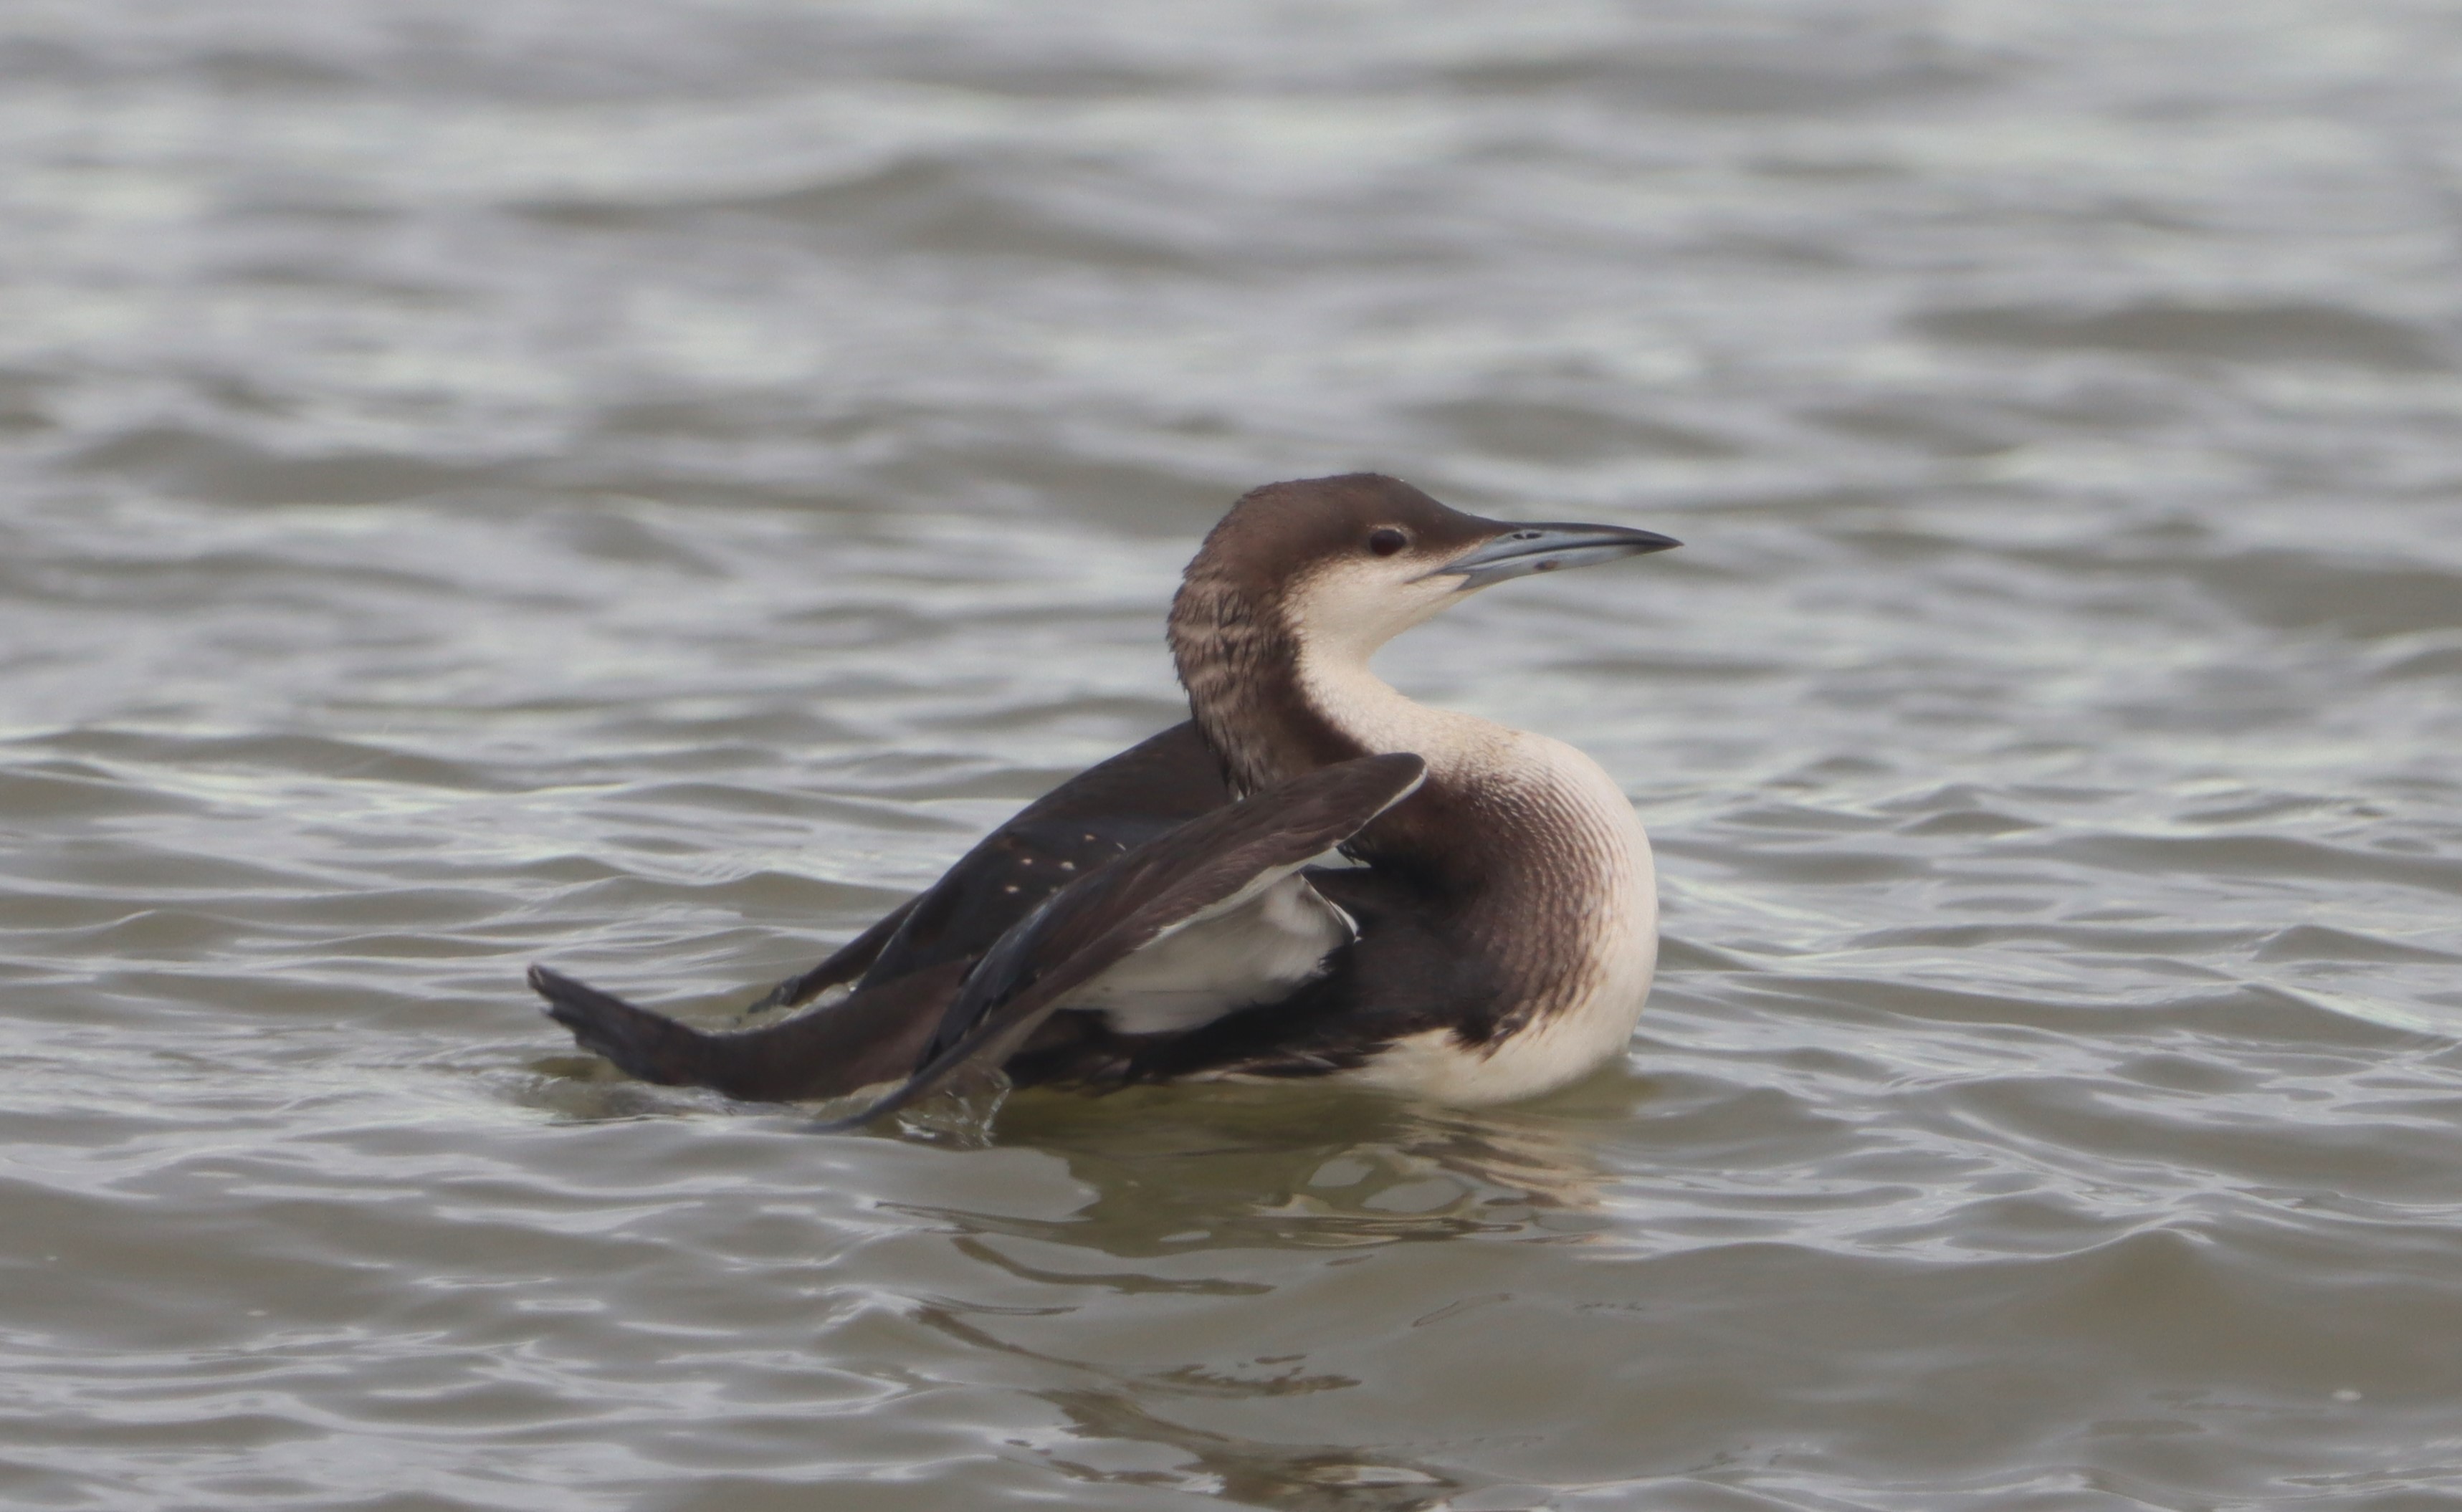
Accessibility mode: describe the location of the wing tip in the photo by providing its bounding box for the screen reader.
[1365,750,1428,802]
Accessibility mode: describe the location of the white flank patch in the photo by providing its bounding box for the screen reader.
[1064,870,1355,1036]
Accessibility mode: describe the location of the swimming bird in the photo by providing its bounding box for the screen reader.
[530,474,1679,1127]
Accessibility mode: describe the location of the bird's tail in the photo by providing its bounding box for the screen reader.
[529,960,966,1104]
[530,965,716,1086]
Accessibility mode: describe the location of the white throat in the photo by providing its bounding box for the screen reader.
[1289,633,1513,781]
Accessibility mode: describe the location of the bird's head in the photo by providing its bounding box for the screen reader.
[1172,473,1680,666]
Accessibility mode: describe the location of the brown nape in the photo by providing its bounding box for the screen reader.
[1166,473,1499,797]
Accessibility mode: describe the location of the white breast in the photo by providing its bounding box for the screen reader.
[1344,732,1658,1105]
[1157,622,1659,1104]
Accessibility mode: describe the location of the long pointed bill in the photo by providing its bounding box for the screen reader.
[1428,522,1682,591]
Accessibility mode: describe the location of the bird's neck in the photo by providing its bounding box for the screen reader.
[1169,579,1504,871]
[1171,580,1399,787]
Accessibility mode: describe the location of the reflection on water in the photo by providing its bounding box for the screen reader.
[937,1089,1618,1252]
[879,1091,1621,1508]
[4,0,2462,1506]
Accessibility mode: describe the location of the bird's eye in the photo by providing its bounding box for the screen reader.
[1368,527,1408,557]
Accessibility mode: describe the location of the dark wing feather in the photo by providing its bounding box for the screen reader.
[757,721,1229,1007]
[809,752,1427,1131]
[740,892,924,1013]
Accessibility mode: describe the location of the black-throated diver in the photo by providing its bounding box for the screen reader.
[530,474,1680,1127]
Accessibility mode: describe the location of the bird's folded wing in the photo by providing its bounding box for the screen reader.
[747,722,1232,1014]
[810,751,1428,1131]
[849,720,1232,988]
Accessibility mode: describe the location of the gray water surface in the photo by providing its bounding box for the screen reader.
[5,2,2462,1508]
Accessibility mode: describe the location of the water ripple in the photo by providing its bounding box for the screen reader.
[5,1,2462,1508]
